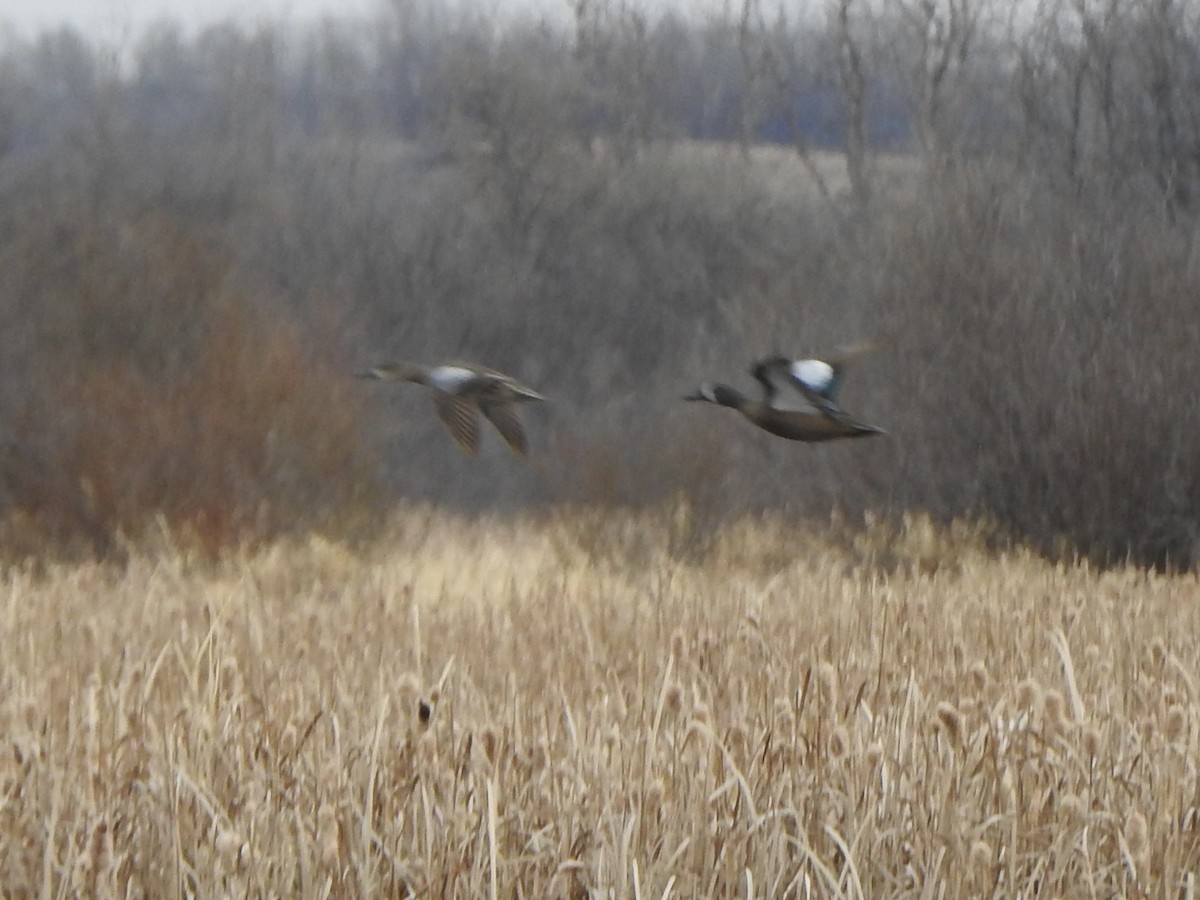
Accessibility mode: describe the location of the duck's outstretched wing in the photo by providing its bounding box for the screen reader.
[752,356,864,424]
[433,395,480,455]
[752,356,839,410]
[823,340,882,396]
[754,341,880,403]
[789,378,874,428]
[753,355,839,401]
[479,402,529,457]
[827,339,882,366]
[751,358,785,404]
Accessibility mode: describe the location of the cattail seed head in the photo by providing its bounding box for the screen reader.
[1149,638,1168,667]
[968,839,992,871]
[84,679,100,776]
[530,738,549,773]
[1059,793,1086,823]
[1125,810,1149,858]
[968,661,989,693]
[219,657,242,698]
[279,723,299,756]
[1165,705,1187,743]
[1020,758,1039,784]
[318,803,339,867]
[645,778,666,810]
[416,730,437,767]
[20,698,39,729]
[71,852,92,894]
[1043,689,1067,731]
[242,775,267,818]
[670,630,685,660]
[1000,768,1016,808]
[603,724,621,753]
[817,662,838,706]
[726,722,749,758]
[663,683,684,716]
[1016,678,1043,713]
[935,702,962,744]
[1081,723,1102,758]
[215,829,245,868]
[829,725,850,760]
[480,727,499,765]
[88,821,112,883]
[396,673,420,704]
[773,698,794,729]
[865,741,885,768]
[318,759,339,795]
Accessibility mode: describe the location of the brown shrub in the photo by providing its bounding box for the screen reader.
[0,211,381,559]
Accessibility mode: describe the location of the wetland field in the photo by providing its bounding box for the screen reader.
[3,509,1198,897]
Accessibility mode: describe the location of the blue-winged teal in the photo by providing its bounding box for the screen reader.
[357,361,544,457]
[684,382,884,441]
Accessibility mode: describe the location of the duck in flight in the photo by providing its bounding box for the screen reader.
[685,344,884,442]
[357,361,544,457]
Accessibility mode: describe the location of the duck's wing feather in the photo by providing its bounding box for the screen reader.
[750,359,784,404]
[755,356,865,421]
[479,402,528,457]
[442,361,544,402]
[752,357,835,412]
[755,341,880,400]
[827,339,881,368]
[434,395,480,455]
[822,340,882,395]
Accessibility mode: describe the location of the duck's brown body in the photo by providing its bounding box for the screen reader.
[735,399,883,441]
[685,383,883,442]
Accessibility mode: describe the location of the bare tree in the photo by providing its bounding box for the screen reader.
[1127,0,1200,215]
[734,0,841,207]
[1010,0,1200,215]
[833,0,871,203]
[571,0,685,160]
[887,0,988,161]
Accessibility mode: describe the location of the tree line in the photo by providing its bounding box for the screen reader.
[0,0,1198,568]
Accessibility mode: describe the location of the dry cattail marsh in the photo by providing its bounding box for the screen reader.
[2,507,1199,895]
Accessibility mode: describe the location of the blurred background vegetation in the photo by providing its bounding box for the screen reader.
[0,0,1197,568]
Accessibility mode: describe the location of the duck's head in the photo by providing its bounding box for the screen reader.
[684,383,743,407]
[355,362,425,383]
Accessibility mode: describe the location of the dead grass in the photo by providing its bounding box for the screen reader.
[2,507,1199,896]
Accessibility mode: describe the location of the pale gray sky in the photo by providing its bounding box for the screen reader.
[0,0,590,41]
[0,0,349,41]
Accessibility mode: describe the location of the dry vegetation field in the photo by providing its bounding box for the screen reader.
[3,507,1199,897]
